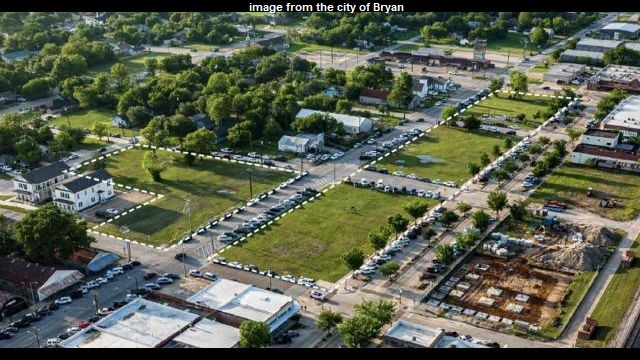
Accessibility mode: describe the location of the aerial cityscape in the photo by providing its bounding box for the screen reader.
[0,11,640,349]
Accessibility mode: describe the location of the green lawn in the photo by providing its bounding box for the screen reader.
[395,44,420,52]
[288,41,369,54]
[96,148,290,246]
[0,110,40,124]
[222,185,438,282]
[89,53,169,75]
[529,64,550,73]
[530,164,640,221]
[576,238,640,347]
[376,126,516,185]
[0,203,29,214]
[0,195,13,200]
[465,93,552,130]
[49,109,140,137]
[426,32,559,55]
[78,137,109,151]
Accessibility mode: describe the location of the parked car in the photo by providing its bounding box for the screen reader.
[164,273,180,280]
[189,270,203,277]
[310,290,325,301]
[174,252,187,261]
[143,272,157,280]
[157,277,173,285]
[144,283,161,290]
[105,208,119,215]
[55,296,72,305]
[203,272,219,281]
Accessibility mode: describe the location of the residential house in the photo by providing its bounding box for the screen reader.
[190,113,215,130]
[0,256,84,301]
[413,75,451,97]
[295,109,373,134]
[40,98,77,115]
[359,88,391,106]
[53,170,115,213]
[255,34,288,51]
[600,22,640,40]
[278,133,325,153]
[324,86,344,98]
[13,161,71,204]
[112,116,130,128]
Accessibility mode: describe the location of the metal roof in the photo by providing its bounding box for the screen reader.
[602,22,640,33]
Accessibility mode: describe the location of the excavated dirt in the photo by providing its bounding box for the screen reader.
[533,243,609,271]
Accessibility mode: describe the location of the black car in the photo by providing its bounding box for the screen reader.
[58,333,70,340]
[95,210,111,219]
[164,273,180,280]
[10,321,29,329]
[88,315,101,323]
[130,287,151,295]
[273,156,288,162]
[2,326,18,334]
[263,160,275,166]
[363,165,377,171]
[416,118,425,122]
[122,263,134,271]
[271,288,284,294]
[130,260,141,267]
[22,313,41,322]
[143,272,157,280]
[48,303,60,310]
[233,227,251,235]
[36,308,53,316]
[174,252,187,261]
[378,168,389,174]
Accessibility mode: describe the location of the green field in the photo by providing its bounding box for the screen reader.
[49,109,140,137]
[78,137,109,151]
[288,41,369,54]
[395,44,420,52]
[89,53,169,75]
[425,32,559,55]
[466,93,552,130]
[577,238,640,347]
[531,164,640,221]
[376,126,516,185]
[0,195,13,201]
[0,203,29,214]
[96,148,290,246]
[222,185,438,282]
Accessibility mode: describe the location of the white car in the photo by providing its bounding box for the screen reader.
[95,277,108,284]
[97,308,113,316]
[203,272,219,281]
[125,294,140,302]
[110,267,124,275]
[392,171,405,177]
[281,274,297,282]
[55,296,72,305]
[228,261,242,268]
[310,290,325,301]
[330,154,340,160]
[189,270,203,277]
[104,272,114,280]
[246,199,258,206]
[217,234,236,242]
[106,208,119,215]
[297,277,315,285]
[66,327,81,334]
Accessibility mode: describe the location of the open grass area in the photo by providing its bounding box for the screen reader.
[222,185,438,282]
[288,41,369,54]
[49,109,140,137]
[529,64,550,73]
[0,203,29,214]
[96,148,290,246]
[78,137,109,151]
[465,93,552,130]
[1,110,40,124]
[89,53,169,75]
[376,126,516,185]
[530,164,640,221]
[576,238,640,347]
[0,195,13,201]
[426,32,559,55]
[395,44,420,52]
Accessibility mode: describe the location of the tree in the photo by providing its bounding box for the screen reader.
[403,199,430,220]
[479,153,491,167]
[504,137,514,150]
[462,114,481,131]
[517,12,533,29]
[455,231,480,248]
[387,213,409,235]
[14,204,93,264]
[144,57,158,75]
[125,106,152,128]
[566,127,582,145]
[239,320,271,348]
[457,202,471,213]
[441,105,457,123]
[354,299,396,325]
[342,248,365,278]
[488,77,504,93]
[168,114,196,138]
[380,261,400,278]
[368,226,391,250]
[20,77,53,100]
[529,27,549,47]
[0,215,16,256]
[293,113,340,134]
[503,160,519,174]
[142,151,169,181]
[440,210,459,227]
[206,95,232,126]
[51,54,88,80]
[509,71,528,95]
[227,121,253,146]
[388,72,414,119]
[509,200,527,220]
[141,117,170,151]
[15,136,41,165]
[183,128,215,165]
[435,244,455,265]
[468,162,481,177]
[91,122,108,142]
[487,190,508,218]
[317,310,343,335]
[472,210,491,232]
[337,315,382,348]
[492,144,502,158]
[603,46,640,67]
[263,119,283,142]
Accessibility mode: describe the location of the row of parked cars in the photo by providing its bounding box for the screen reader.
[211,148,282,166]
[0,303,57,341]
[306,151,344,165]
[355,226,423,277]
[455,89,491,112]
[477,139,532,183]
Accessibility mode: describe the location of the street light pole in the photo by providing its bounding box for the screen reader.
[181,240,187,277]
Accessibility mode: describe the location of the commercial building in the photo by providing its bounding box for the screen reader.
[60,298,240,348]
[570,144,640,172]
[543,63,585,84]
[295,109,373,134]
[575,38,622,53]
[383,320,445,348]
[559,49,604,65]
[580,129,621,149]
[53,170,115,212]
[187,278,300,333]
[378,50,494,70]
[600,22,640,40]
[278,133,325,153]
[13,161,71,204]
[601,95,640,136]
[413,75,452,97]
[587,64,640,93]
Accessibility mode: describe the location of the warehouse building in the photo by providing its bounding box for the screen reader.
[575,38,622,53]
[601,95,640,136]
[600,22,640,40]
[587,64,640,92]
[295,109,373,134]
[559,49,604,65]
[543,63,585,84]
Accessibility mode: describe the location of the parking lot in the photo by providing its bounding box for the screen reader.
[82,190,155,223]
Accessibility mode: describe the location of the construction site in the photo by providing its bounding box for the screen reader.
[424,213,620,335]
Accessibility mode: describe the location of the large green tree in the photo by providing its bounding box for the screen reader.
[239,320,271,348]
[317,310,343,335]
[509,71,528,95]
[472,210,491,232]
[403,199,430,220]
[529,27,549,47]
[337,315,382,348]
[487,190,508,218]
[342,248,365,278]
[388,72,414,119]
[14,204,93,264]
[387,213,409,235]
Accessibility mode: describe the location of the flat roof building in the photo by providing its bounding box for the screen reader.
[296,109,373,134]
[600,22,640,40]
[559,49,604,65]
[383,320,445,348]
[601,95,640,136]
[187,278,300,332]
[167,318,240,348]
[543,63,585,84]
[588,64,640,93]
[575,38,622,53]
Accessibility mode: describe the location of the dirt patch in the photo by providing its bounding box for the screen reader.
[532,243,609,272]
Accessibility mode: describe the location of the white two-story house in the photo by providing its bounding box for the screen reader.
[53,170,115,212]
[13,161,71,204]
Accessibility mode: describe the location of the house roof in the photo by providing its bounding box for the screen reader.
[48,98,77,111]
[583,128,620,139]
[19,161,70,184]
[278,135,311,148]
[295,109,371,129]
[560,49,605,60]
[360,88,390,100]
[59,170,112,193]
[0,256,56,288]
[576,38,622,49]
[602,22,640,33]
[573,143,640,162]
[190,113,215,130]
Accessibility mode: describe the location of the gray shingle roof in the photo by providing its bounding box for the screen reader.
[59,170,112,193]
[21,161,70,184]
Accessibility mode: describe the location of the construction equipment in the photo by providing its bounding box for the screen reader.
[599,197,615,208]
[587,187,593,197]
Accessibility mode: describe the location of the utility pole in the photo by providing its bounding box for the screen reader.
[249,168,253,199]
[185,198,192,236]
[506,51,510,68]
[126,241,131,262]
[181,239,187,277]
[259,141,264,164]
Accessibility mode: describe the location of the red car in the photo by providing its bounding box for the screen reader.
[78,320,91,329]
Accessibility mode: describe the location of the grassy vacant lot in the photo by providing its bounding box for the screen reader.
[425,33,559,55]
[395,44,420,52]
[222,185,438,282]
[90,53,169,75]
[466,93,552,130]
[530,164,640,221]
[49,109,140,137]
[288,41,368,54]
[576,238,640,347]
[0,203,29,214]
[96,148,290,246]
[377,126,516,184]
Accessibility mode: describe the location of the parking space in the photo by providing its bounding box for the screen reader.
[82,190,154,223]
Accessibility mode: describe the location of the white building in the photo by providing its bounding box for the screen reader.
[384,320,445,348]
[543,63,585,84]
[413,75,452,97]
[580,129,621,149]
[295,109,373,135]
[53,170,115,212]
[187,278,300,333]
[601,22,640,40]
[575,38,622,53]
[601,95,640,137]
[570,144,640,172]
[278,133,324,153]
[13,161,71,204]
